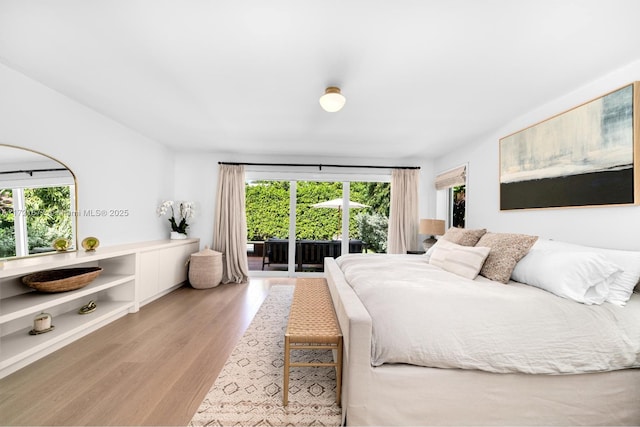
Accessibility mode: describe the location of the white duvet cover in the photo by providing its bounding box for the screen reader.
[336,254,640,374]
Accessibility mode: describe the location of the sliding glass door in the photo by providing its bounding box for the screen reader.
[245,175,390,276]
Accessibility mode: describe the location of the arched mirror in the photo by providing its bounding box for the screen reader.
[0,144,77,260]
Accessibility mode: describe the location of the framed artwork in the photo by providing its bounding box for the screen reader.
[500,82,639,210]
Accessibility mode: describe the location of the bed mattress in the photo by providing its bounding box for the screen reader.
[336,253,640,374]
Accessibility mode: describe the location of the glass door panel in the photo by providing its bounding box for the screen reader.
[350,181,390,254]
[245,180,290,273]
[295,181,342,272]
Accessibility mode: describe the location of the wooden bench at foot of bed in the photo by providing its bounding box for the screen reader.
[283,278,343,406]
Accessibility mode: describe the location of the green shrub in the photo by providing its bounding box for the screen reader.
[356,212,388,253]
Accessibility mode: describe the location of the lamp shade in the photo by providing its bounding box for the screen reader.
[419,219,445,236]
[319,87,346,112]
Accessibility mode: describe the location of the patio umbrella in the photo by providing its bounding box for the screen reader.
[311,198,369,211]
[311,198,369,240]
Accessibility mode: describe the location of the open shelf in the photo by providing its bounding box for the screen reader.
[0,273,135,323]
[0,238,199,379]
[0,299,134,371]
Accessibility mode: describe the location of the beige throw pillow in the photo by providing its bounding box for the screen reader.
[441,227,487,247]
[429,239,491,280]
[429,239,456,269]
[476,232,538,284]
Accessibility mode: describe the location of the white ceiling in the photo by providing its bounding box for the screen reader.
[1,0,639,161]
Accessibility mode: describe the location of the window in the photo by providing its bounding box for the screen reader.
[0,185,75,258]
[435,164,467,229]
[450,185,466,228]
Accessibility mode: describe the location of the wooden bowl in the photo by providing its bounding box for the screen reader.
[22,267,103,293]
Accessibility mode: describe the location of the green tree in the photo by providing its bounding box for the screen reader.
[0,186,72,258]
[25,186,72,251]
[245,181,291,240]
[351,182,390,217]
[295,181,343,240]
[0,189,15,257]
[356,212,388,253]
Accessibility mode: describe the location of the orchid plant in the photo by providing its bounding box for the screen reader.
[157,200,194,234]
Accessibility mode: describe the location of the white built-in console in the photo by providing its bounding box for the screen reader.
[0,238,199,379]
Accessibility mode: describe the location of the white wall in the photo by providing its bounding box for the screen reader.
[431,59,640,250]
[0,63,174,247]
[173,152,219,249]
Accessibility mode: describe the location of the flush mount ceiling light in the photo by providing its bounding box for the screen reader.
[319,86,346,112]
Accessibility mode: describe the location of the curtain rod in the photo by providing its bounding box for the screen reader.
[0,168,68,176]
[218,162,420,170]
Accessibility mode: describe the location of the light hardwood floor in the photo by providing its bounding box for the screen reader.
[0,277,295,426]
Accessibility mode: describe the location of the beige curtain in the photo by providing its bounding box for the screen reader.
[387,168,419,254]
[213,164,249,283]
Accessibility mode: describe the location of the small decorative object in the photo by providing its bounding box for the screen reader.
[22,267,103,293]
[81,236,100,251]
[30,312,54,335]
[52,238,71,252]
[79,300,97,315]
[157,200,195,239]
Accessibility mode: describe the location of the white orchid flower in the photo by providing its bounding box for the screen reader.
[158,200,195,233]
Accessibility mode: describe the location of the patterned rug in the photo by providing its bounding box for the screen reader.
[189,284,342,427]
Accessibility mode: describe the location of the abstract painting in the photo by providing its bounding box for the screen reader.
[500,82,638,210]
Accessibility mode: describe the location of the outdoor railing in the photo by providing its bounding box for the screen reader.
[260,239,365,271]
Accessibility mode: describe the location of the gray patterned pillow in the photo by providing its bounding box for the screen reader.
[441,227,487,246]
[476,232,538,284]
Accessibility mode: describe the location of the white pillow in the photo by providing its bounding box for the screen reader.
[429,239,491,280]
[511,240,622,305]
[581,246,640,306]
[513,239,640,306]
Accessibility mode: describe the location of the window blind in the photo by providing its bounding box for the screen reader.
[434,165,466,190]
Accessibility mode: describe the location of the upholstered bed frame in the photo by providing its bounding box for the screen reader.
[324,258,640,426]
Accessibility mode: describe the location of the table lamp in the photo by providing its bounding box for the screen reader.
[419,219,446,250]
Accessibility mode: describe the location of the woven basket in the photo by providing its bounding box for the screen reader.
[188,246,222,289]
[22,267,103,293]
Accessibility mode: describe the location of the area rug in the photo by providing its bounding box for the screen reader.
[189,284,341,427]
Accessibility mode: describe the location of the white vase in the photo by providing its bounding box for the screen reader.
[170,231,187,240]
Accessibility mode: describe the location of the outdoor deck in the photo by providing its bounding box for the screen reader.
[248,254,286,271]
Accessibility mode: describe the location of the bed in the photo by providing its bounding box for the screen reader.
[324,232,640,426]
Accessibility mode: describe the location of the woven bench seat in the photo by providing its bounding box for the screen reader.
[283,278,343,406]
